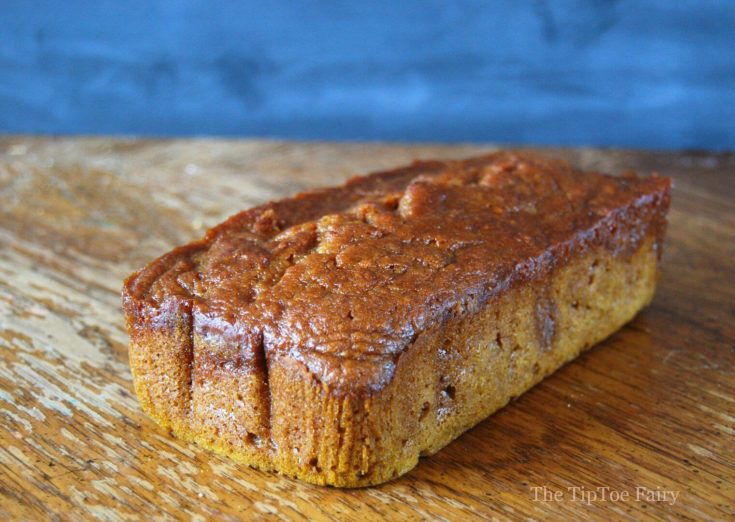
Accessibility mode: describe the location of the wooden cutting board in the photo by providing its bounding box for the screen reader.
[1,137,732,521]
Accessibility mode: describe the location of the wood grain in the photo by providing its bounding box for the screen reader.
[0,137,732,521]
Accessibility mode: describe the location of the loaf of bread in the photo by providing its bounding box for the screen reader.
[122,152,670,487]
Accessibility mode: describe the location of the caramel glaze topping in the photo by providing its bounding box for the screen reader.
[123,153,671,395]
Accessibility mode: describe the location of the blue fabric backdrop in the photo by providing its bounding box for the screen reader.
[1,1,733,149]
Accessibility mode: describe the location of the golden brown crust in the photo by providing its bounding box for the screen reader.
[122,152,670,486]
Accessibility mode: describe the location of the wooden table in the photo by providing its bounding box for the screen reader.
[1,137,732,521]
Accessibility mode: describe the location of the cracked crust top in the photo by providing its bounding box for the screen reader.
[123,153,670,395]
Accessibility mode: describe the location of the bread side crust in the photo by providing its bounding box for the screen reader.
[128,233,659,486]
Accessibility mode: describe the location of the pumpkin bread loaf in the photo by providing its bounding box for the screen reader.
[122,152,670,487]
